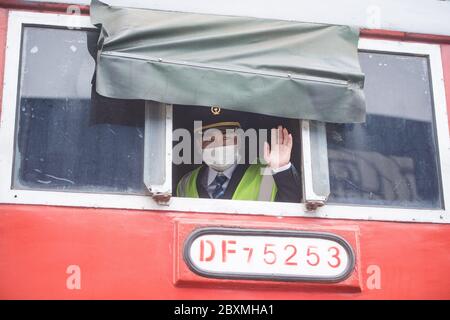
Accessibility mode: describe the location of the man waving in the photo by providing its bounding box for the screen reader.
[176,107,301,203]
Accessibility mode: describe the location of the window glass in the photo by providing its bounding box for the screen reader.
[326,51,442,209]
[14,26,146,194]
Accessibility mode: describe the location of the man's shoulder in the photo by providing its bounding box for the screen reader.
[180,166,203,183]
[177,166,204,197]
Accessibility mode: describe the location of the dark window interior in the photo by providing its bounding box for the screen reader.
[326,51,442,209]
[14,27,146,194]
[172,105,302,197]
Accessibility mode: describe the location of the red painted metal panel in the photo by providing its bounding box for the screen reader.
[361,29,450,44]
[0,204,449,299]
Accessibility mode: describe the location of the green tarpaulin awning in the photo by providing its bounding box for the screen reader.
[90,0,366,123]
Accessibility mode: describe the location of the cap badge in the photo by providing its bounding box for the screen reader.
[211,106,221,115]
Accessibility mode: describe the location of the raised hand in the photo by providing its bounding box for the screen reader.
[263,125,293,170]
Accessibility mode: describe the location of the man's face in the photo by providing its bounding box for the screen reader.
[198,128,241,171]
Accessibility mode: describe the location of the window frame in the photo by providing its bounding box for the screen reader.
[301,120,331,210]
[0,11,449,224]
[143,101,173,202]
[313,38,450,223]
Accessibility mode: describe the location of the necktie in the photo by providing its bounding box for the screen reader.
[212,174,228,199]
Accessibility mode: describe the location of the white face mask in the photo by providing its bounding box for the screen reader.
[202,144,240,172]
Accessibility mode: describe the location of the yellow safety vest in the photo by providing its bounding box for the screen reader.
[176,164,278,201]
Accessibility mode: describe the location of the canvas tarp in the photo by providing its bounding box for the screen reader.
[90,0,366,123]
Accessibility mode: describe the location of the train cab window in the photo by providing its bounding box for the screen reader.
[172,105,303,203]
[12,27,147,194]
[1,12,449,222]
[7,23,306,204]
[326,51,443,209]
